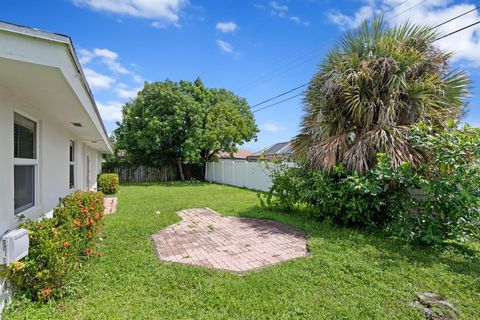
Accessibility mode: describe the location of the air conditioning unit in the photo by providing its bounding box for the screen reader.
[1,229,29,266]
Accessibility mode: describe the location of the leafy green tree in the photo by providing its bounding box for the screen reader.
[295,17,470,174]
[114,79,257,179]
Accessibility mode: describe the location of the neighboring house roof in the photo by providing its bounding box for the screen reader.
[217,149,254,160]
[248,141,293,159]
[0,20,112,153]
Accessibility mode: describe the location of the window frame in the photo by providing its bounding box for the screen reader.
[13,111,39,215]
[69,140,76,189]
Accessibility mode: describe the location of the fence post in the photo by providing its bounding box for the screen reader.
[205,162,208,182]
[221,160,224,183]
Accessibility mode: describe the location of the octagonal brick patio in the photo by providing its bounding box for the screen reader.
[151,208,308,273]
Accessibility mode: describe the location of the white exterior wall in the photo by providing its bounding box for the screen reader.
[205,159,279,192]
[0,86,103,315]
[0,23,111,317]
[0,85,103,235]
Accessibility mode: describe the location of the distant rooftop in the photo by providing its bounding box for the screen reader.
[251,141,293,157]
[217,149,254,159]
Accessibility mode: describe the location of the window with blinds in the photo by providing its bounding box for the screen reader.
[14,112,37,214]
[14,113,36,159]
[70,140,75,188]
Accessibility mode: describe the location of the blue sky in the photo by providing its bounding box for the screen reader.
[2,0,480,152]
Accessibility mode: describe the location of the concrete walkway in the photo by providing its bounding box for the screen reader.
[152,208,307,273]
[103,196,117,215]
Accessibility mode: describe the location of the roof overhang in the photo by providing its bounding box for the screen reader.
[0,21,112,153]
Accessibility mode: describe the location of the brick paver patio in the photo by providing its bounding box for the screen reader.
[151,208,308,273]
[103,196,117,215]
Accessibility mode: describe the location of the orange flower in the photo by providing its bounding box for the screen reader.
[93,213,101,220]
[73,219,82,227]
[63,241,70,247]
[89,206,94,211]
[96,252,104,257]
[43,288,52,295]
[84,248,94,256]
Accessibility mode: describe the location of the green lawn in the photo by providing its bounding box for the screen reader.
[4,183,480,319]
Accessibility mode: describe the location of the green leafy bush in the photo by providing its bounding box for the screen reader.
[260,124,480,244]
[7,191,104,301]
[97,173,119,194]
[260,161,390,227]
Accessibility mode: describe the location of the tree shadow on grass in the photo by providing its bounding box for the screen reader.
[234,204,480,285]
[120,181,209,188]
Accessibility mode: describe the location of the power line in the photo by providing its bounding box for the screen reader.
[246,15,480,117]
[430,5,479,30]
[237,49,320,93]
[252,93,304,114]
[389,0,428,20]
[238,1,428,98]
[434,20,480,41]
[236,1,421,95]
[250,83,308,109]
[383,0,410,14]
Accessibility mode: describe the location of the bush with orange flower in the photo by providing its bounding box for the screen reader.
[7,191,105,301]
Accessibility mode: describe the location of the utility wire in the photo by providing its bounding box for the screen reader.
[430,5,479,30]
[389,0,428,20]
[434,20,480,41]
[235,0,420,94]
[383,0,410,14]
[250,83,308,109]
[252,93,304,114]
[245,14,480,117]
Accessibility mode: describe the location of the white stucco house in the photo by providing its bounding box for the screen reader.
[0,21,112,311]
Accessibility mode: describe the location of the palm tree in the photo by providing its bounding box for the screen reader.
[295,16,470,174]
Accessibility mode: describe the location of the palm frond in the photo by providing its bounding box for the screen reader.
[296,15,470,174]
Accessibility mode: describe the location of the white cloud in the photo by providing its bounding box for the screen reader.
[72,0,188,25]
[103,58,131,74]
[79,47,145,86]
[327,1,480,66]
[151,20,182,28]
[78,48,94,64]
[261,122,287,132]
[133,75,144,83]
[269,1,288,13]
[115,84,142,99]
[289,16,309,27]
[268,1,309,26]
[216,40,233,54]
[81,48,131,74]
[216,21,237,33]
[327,5,375,30]
[96,101,123,122]
[93,48,118,60]
[84,68,115,91]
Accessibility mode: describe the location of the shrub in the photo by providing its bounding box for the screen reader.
[260,161,390,227]
[260,123,480,244]
[97,173,119,195]
[7,191,105,301]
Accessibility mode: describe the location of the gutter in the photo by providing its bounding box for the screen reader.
[0,20,113,154]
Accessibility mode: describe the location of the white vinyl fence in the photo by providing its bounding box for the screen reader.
[205,159,279,192]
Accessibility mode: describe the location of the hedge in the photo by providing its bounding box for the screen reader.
[97,173,119,195]
[7,191,105,301]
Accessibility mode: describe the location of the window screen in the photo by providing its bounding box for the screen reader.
[14,113,36,159]
[14,165,35,214]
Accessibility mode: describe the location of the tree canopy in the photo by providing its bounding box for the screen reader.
[113,79,258,170]
[294,17,470,174]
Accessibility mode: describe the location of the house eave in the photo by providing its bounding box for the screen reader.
[0,20,113,154]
